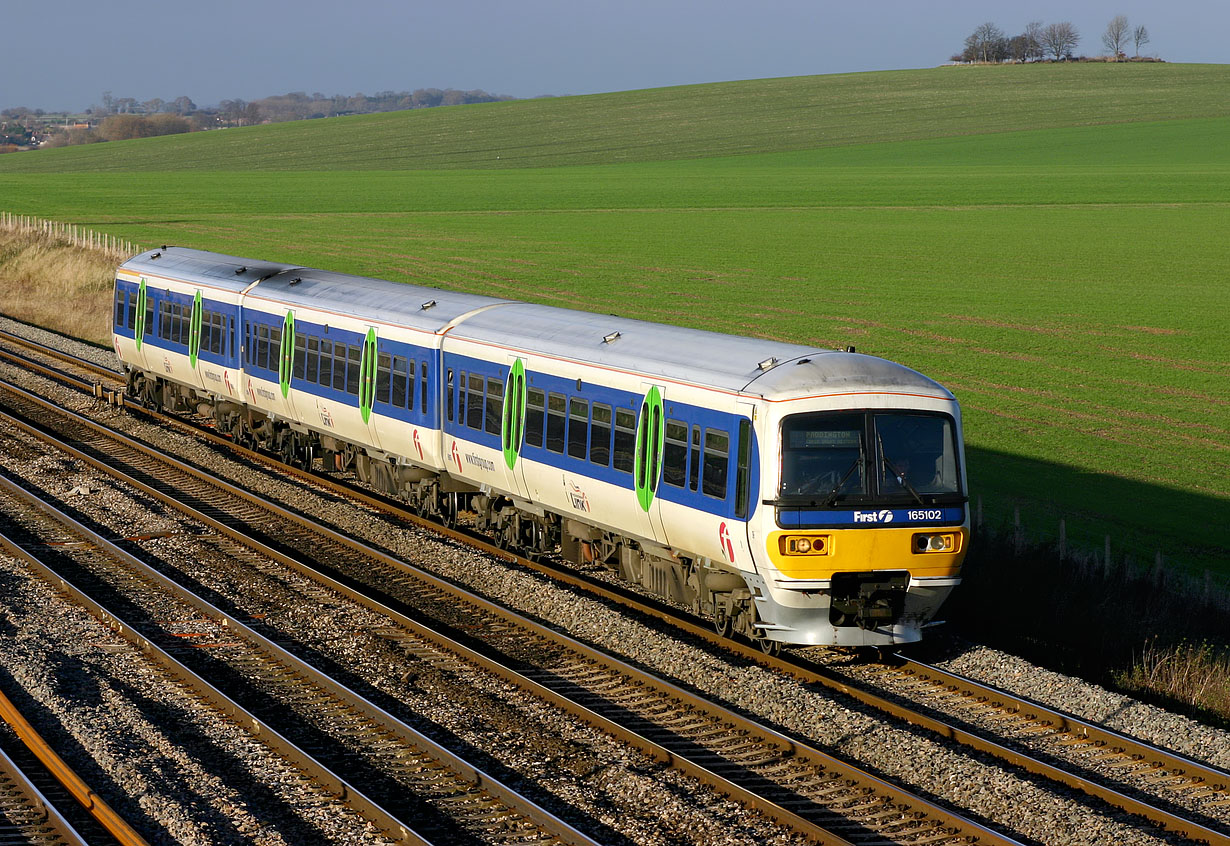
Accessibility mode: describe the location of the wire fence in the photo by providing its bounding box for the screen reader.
[0,211,142,262]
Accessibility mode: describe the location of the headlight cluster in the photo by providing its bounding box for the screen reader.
[779,535,830,556]
[913,532,958,554]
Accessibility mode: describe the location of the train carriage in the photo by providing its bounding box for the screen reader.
[114,246,969,650]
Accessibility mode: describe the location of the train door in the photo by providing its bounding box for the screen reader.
[499,356,531,500]
[631,383,669,546]
[731,401,759,574]
[128,276,153,372]
[356,327,385,451]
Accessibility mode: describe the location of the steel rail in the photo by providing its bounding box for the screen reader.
[0,379,1022,846]
[0,329,121,382]
[0,732,94,846]
[3,342,1228,844]
[0,469,593,846]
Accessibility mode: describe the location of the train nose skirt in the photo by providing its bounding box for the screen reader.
[829,570,909,629]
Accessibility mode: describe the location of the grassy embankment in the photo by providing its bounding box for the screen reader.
[0,227,115,340]
[1,62,1227,716]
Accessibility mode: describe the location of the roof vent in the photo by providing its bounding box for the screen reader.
[421,299,437,310]
[845,345,856,353]
[288,277,302,286]
[796,358,811,365]
[150,251,161,260]
[757,357,778,372]
[603,331,621,344]
[235,266,247,275]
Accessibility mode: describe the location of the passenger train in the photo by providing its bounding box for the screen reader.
[113,247,969,649]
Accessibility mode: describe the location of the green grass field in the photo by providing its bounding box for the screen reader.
[2,62,1227,570]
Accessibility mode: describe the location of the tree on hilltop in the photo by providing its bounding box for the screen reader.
[1040,21,1080,60]
[1103,15,1130,58]
[1133,25,1150,57]
[963,22,1007,62]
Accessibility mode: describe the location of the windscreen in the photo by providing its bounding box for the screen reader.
[780,410,961,504]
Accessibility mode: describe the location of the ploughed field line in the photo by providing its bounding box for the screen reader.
[2,324,1229,845]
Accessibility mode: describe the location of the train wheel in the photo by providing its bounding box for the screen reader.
[441,491,460,527]
[712,605,732,639]
[756,635,782,657]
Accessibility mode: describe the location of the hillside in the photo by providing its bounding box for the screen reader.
[0,62,1226,574]
[1,63,1227,172]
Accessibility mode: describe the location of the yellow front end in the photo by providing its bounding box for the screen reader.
[766,526,968,580]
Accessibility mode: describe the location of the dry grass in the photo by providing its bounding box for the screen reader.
[0,228,117,345]
[1119,640,1230,719]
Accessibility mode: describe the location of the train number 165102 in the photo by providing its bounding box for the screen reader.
[907,509,944,521]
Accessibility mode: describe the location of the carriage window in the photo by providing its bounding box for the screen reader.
[690,425,702,491]
[305,337,319,383]
[420,361,428,412]
[177,304,190,345]
[318,339,333,387]
[200,310,211,353]
[161,302,173,341]
[703,429,730,500]
[144,300,154,337]
[346,344,361,396]
[257,324,271,370]
[447,369,455,422]
[391,355,408,408]
[407,358,416,411]
[590,403,611,466]
[114,289,126,328]
[613,408,636,473]
[735,419,753,518]
[546,392,566,453]
[293,333,306,378]
[126,291,137,329]
[333,344,349,392]
[269,326,282,373]
[376,352,391,404]
[485,377,503,435]
[568,398,589,459]
[525,388,545,448]
[663,420,688,488]
[467,372,485,430]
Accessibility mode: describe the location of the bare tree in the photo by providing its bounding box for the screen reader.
[1024,21,1045,61]
[1103,14,1130,58]
[1133,25,1150,57]
[1041,21,1080,60]
[965,21,1006,63]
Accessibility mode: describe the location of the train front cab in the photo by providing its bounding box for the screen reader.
[747,399,969,647]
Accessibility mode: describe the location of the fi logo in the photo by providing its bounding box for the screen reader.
[717,522,736,563]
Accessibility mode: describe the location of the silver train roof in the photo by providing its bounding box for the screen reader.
[119,247,953,400]
[122,247,293,293]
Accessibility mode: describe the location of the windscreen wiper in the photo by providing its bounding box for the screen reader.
[876,431,925,506]
[822,451,865,507]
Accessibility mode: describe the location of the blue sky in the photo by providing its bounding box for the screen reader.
[6,0,1226,111]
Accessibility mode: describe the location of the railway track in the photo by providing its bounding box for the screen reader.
[0,712,102,846]
[2,323,1229,845]
[0,449,598,846]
